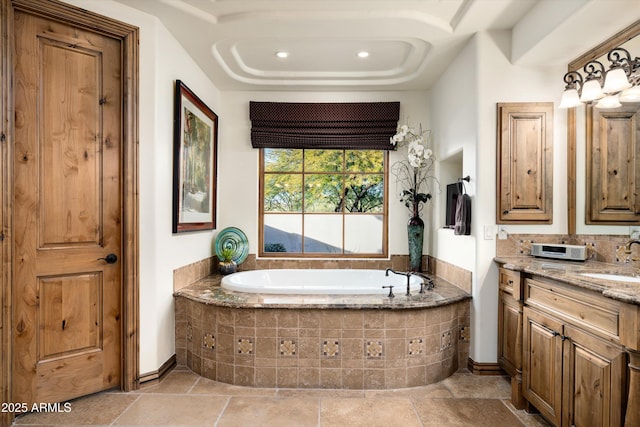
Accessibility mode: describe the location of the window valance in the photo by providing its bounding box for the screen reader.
[249,101,400,150]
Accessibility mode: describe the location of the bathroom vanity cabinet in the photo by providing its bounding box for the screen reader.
[523,276,627,427]
[495,259,640,427]
[497,268,525,408]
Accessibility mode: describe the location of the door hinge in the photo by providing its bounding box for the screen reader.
[0,132,5,143]
[0,233,4,242]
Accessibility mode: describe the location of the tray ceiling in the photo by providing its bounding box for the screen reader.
[116,0,640,91]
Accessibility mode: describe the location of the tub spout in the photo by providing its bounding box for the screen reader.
[385,268,412,296]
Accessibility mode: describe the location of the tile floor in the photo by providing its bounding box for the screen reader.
[13,367,551,426]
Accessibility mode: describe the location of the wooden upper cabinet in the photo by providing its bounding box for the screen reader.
[497,103,554,223]
[587,104,640,224]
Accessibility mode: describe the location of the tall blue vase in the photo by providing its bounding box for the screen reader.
[407,215,424,272]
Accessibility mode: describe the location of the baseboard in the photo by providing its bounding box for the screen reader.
[467,357,504,375]
[139,354,177,386]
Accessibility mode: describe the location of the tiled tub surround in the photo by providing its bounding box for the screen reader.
[175,276,471,389]
[173,254,473,293]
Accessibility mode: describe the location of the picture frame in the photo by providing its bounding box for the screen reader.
[172,80,218,233]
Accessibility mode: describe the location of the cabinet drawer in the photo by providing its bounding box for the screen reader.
[524,277,621,342]
[499,268,521,300]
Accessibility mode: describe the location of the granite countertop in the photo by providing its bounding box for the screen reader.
[494,256,640,306]
[174,274,471,310]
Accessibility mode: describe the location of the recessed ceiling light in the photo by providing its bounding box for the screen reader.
[357,51,369,58]
[276,51,289,59]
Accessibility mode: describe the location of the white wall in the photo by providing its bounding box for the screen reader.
[429,36,479,275]
[65,0,222,374]
[218,91,431,256]
[430,31,569,363]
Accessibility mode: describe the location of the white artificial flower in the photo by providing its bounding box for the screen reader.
[407,141,424,157]
[424,148,433,159]
[408,154,422,168]
[407,142,426,168]
[400,124,409,134]
[392,133,404,143]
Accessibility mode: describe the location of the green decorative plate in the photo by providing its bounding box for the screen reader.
[215,227,249,264]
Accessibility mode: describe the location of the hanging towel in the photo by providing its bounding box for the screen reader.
[454,193,471,236]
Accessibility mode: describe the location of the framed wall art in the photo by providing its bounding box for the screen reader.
[172,80,218,233]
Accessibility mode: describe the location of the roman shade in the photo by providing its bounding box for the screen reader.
[249,101,400,150]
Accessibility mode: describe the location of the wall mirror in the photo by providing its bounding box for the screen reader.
[566,20,640,233]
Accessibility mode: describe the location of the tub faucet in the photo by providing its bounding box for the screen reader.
[385,268,412,296]
[410,272,435,292]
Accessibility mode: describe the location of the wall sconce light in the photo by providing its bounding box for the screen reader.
[559,47,640,109]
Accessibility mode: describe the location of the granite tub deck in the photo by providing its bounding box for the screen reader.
[494,256,640,305]
[175,275,471,389]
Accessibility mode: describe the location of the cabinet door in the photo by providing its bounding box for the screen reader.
[523,307,563,426]
[587,105,640,224]
[563,325,626,427]
[497,102,554,223]
[499,290,522,376]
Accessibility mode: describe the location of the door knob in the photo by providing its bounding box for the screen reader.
[98,253,118,264]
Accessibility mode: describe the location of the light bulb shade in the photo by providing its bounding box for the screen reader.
[602,67,631,93]
[559,88,581,108]
[579,79,604,102]
[595,94,621,109]
[619,85,640,102]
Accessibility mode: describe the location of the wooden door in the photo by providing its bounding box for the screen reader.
[523,307,563,426]
[12,10,122,404]
[562,325,626,427]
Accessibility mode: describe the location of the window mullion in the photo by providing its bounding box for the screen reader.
[341,149,346,254]
[301,149,306,254]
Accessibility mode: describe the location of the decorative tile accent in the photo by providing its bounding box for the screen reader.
[585,242,596,259]
[616,245,631,263]
[186,321,193,342]
[519,240,533,256]
[366,341,384,358]
[237,338,254,355]
[408,338,423,355]
[441,331,452,350]
[459,326,470,342]
[203,333,215,349]
[280,339,296,356]
[323,340,340,357]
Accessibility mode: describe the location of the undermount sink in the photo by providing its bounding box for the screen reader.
[580,273,640,283]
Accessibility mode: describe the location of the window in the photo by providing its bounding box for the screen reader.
[260,148,388,257]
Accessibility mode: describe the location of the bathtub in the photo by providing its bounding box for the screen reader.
[175,270,471,389]
[221,269,424,295]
